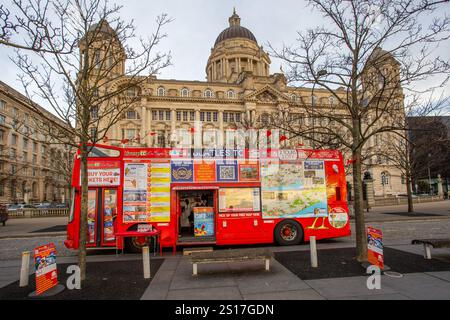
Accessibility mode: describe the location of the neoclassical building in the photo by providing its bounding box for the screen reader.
[89,10,406,197]
[0,81,71,204]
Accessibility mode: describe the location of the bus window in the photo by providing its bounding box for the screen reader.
[218,187,261,213]
[88,146,120,158]
[68,189,76,223]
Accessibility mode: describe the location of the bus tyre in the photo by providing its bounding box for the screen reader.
[125,236,153,254]
[275,220,303,246]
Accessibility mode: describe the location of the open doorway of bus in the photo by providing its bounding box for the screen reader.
[177,190,216,243]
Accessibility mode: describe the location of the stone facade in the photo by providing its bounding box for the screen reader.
[89,10,407,197]
[0,81,71,204]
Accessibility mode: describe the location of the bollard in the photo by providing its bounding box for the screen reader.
[310,236,318,268]
[143,246,151,279]
[20,251,30,287]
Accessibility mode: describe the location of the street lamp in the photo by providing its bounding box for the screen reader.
[311,69,328,149]
[428,153,432,195]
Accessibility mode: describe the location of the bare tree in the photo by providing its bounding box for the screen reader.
[376,94,449,212]
[270,0,450,261]
[7,0,172,282]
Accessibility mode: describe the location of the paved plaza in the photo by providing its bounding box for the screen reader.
[1,201,450,299]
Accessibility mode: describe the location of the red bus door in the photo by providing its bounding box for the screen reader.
[87,188,118,247]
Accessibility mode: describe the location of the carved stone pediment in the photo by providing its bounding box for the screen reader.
[256,91,278,103]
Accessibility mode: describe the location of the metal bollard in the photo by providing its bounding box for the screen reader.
[310,236,318,268]
[20,251,30,287]
[143,246,151,279]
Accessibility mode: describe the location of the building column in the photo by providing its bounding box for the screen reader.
[141,106,147,146]
[146,107,152,147]
[218,110,224,148]
[194,109,202,148]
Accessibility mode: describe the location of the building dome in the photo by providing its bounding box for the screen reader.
[215,26,257,46]
[214,9,257,47]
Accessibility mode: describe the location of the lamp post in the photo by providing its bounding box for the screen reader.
[427,153,432,195]
[311,69,328,149]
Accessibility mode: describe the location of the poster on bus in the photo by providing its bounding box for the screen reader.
[261,160,328,219]
[148,160,171,222]
[34,243,58,295]
[123,162,149,222]
[367,226,384,269]
[193,207,214,237]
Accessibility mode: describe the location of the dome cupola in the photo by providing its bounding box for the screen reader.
[214,8,257,47]
[206,9,271,83]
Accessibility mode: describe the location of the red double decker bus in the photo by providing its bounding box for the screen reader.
[65,145,351,253]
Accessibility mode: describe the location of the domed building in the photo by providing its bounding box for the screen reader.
[88,10,406,197]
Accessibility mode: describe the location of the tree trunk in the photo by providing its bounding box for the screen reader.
[78,143,88,282]
[352,149,368,262]
[406,173,414,213]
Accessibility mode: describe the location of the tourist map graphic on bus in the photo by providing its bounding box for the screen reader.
[261,160,328,219]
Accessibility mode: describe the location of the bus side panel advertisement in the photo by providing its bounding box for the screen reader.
[193,207,214,237]
[261,160,328,219]
[34,243,58,295]
[86,160,121,186]
[123,162,149,222]
[193,160,216,182]
[367,226,384,269]
[238,161,260,182]
[216,160,238,182]
[171,161,194,182]
[149,160,171,222]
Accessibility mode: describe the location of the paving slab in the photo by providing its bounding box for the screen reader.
[382,273,450,300]
[305,276,398,299]
[339,293,411,300]
[243,289,325,300]
[169,260,237,290]
[167,286,243,300]
[232,260,310,295]
[424,271,450,282]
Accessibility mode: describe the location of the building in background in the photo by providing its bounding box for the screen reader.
[408,116,450,196]
[88,10,407,197]
[0,81,72,204]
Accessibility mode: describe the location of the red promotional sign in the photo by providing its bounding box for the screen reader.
[367,227,384,270]
[34,243,58,295]
[194,161,216,182]
[86,160,121,186]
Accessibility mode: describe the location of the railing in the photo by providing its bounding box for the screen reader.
[7,208,69,218]
[373,195,446,207]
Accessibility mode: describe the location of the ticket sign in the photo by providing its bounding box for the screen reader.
[86,160,121,186]
[367,227,384,270]
[34,243,58,295]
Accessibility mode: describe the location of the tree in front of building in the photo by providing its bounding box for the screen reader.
[271,0,450,262]
[6,0,172,283]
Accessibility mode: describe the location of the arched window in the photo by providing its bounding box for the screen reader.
[329,96,335,105]
[227,90,235,99]
[157,87,165,97]
[204,89,213,98]
[381,171,390,186]
[181,88,189,98]
[291,94,298,102]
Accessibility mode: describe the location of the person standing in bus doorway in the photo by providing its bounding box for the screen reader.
[179,199,187,238]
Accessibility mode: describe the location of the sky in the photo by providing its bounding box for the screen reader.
[1,0,449,112]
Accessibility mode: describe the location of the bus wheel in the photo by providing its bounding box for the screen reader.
[275,220,303,246]
[125,236,154,254]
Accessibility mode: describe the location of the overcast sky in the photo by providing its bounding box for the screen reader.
[1,0,449,112]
